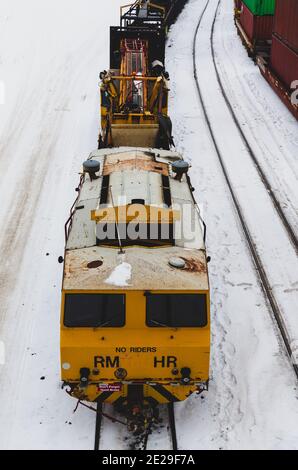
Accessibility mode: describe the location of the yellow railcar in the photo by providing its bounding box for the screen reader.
[60,147,210,427]
[60,3,211,432]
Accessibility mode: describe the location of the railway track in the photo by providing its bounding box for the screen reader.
[211,1,298,257]
[192,0,298,379]
[94,402,178,451]
[94,403,102,451]
[167,403,178,451]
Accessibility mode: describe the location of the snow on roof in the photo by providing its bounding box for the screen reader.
[105,260,132,287]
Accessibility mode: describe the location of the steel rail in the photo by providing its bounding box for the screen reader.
[211,1,298,256]
[192,0,298,379]
[94,403,103,451]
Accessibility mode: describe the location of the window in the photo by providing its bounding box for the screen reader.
[146,294,207,328]
[64,294,125,327]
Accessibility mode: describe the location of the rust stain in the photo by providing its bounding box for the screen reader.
[87,260,103,269]
[63,247,209,291]
[103,157,168,176]
[181,257,207,273]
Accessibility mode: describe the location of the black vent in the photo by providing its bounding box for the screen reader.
[131,199,145,205]
[161,175,172,207]
[100,175,110,204]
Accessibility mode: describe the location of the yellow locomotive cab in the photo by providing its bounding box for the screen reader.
[61,288,210,403]
[60,147,211,408]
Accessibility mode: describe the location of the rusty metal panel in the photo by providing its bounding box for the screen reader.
[103,154,168,176]
[63,246,209,292]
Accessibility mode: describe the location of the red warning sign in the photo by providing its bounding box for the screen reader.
[97,383,122,392]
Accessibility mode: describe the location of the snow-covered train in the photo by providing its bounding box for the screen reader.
[60,1,211,433]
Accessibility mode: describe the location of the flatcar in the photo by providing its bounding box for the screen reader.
[60,0,210,433]
[101,1,174,150]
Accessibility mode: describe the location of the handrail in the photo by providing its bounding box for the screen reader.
[121,1,165,22]
[194,203,207,243]
[64,174,84,242]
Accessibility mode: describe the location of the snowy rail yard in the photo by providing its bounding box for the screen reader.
[0,0,297,450]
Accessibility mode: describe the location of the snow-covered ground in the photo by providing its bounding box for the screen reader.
[0,0,124,450]
[195,1,298,352]
[0,0,297,450]
[166,0,298,450]
[216,1,298,236]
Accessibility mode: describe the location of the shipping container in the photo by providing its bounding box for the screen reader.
[257,54,298,120]
[240,2,274,41]
[274,0,298,53]
[270,33,298,89]
[242,0,276,15]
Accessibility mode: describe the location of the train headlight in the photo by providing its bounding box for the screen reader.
[80,367,90,388]
[114,368,127,380]
[180,367,191,385]
[171,368,179,376]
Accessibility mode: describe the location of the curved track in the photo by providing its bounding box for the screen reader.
[211,1,298,256]
[192,0,298,379]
